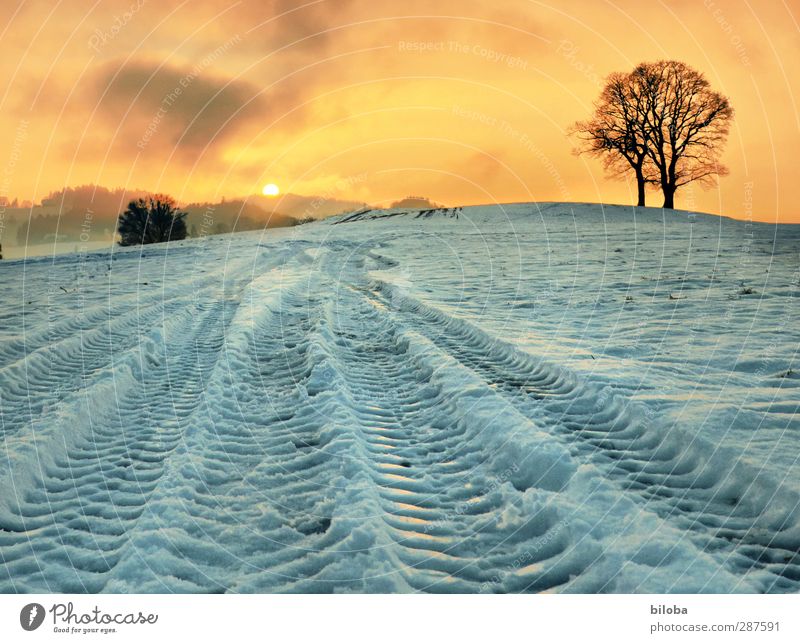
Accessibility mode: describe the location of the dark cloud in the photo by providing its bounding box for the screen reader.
[264,0,355,44]
[92,58,267,155]
[161,0,358,55]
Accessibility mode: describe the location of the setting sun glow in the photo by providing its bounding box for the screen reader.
[1,2,798,221]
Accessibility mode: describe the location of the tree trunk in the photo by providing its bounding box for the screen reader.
[636,175,646,207]
[662,184,676,209]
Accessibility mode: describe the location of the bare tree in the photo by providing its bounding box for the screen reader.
[633,60,733,209]
[572,72,654,206]
[573,61,734,209]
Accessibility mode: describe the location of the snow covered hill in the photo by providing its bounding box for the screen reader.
[1,202,799,593]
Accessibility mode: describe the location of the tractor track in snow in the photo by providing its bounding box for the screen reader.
[366,277,800,592]
[2,220,798,593]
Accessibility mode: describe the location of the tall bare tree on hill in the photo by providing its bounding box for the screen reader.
[572,60,734,209]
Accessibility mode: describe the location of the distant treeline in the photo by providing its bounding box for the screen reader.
[1,185,321,246]
[182,199,297,236]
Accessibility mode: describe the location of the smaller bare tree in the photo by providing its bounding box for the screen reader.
[571,72,655,207]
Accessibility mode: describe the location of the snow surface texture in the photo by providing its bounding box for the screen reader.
[1,202,798,593]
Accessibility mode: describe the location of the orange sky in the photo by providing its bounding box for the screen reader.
[1,0,798,222]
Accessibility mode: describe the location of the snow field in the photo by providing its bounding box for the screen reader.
[1,203,798,592]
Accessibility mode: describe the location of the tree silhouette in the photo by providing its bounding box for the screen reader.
[573,60,733,209]
[633,60,733,209]
[571,72,655,206]
[117,195,187,246]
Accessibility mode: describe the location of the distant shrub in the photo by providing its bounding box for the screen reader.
[117,195,187,246]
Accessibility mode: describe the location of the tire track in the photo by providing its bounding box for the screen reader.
[0,269,252,592]
[370,279,800,592]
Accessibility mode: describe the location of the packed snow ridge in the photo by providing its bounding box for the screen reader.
[1,202,799,593]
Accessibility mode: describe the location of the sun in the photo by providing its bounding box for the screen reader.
[262,183,280,197]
